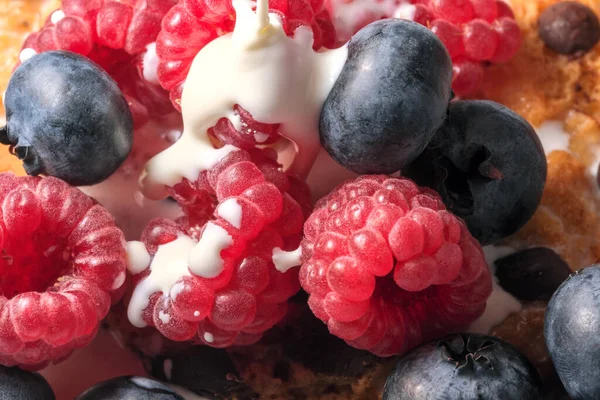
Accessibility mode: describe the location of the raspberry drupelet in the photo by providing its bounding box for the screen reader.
[325,0,522,97]
[126,147,311,347]
[300,176,492,357]
[0,173,127,370]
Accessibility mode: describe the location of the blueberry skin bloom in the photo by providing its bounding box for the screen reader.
[320,19,453,174]
[545,266,600,400]
[2,50,133,186]
[383,334,542,400]
[0,365,55,400]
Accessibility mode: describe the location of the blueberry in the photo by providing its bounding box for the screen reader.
[402,100,546,245]
[495,247,571,301]
[320,19,453,174]
[76,376,183,400]
[2,50,133,186]
[383,334,542,400]
[545,266,600,399]
[146,346,257,399]
[0,365,55,400]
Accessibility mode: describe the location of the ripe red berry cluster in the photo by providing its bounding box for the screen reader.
[128,148,311,346]
[300,176,492,356]
[424,0,521,96]
[325,0,522,97]
[0,174,127,369]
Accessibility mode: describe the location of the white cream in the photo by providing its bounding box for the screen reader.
[393,3,417,20]
[468,245,522,334]
[216,198,243,228]
[254,132,270,143]
[188,222,233,278]
[126,241,152,274]
[142,42,160,84]
[127,236,197,328]
[203,332,215,343]
[140,0,348,200]
[327,0,414,43]
[158,311,171,324]
[272,247,302,273]
[536,120,570,155]
[50,10,66,24]
[19,48,37,63]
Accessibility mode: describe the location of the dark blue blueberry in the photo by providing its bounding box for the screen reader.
[76,376,183,400]
[2,50,133,186]
[320,19,453,174]
[495,247,571,301]
[383,334,542,400]
[0,365,54,400]
[402,100,546,245]
[545,265,600,399]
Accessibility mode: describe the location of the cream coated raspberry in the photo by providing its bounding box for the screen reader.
[127,148,310,346]
[300,176,492,357]
[156,0,336,110]
[0,174,127,370]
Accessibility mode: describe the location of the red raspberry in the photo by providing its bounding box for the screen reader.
[209,105,281,150]
[0,173,127,370]
[155,0,337,111]
[324,0,522,97]
[300,176,492,357]
[126,147,310,346]
[19,0,178,125]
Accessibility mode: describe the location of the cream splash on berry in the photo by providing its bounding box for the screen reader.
[126,144,310,344]
[141,0,348,199]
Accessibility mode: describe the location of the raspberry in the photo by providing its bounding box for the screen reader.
[209,105,280,150]
[155,0,337,110]
[126,147,310,346]
[0,173,127,370]
[324,0,522,96]
[18,0,178,125]
[452,58,485,97]
[300,176,492,357]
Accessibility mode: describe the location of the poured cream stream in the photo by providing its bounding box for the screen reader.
[141,0,348,200]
